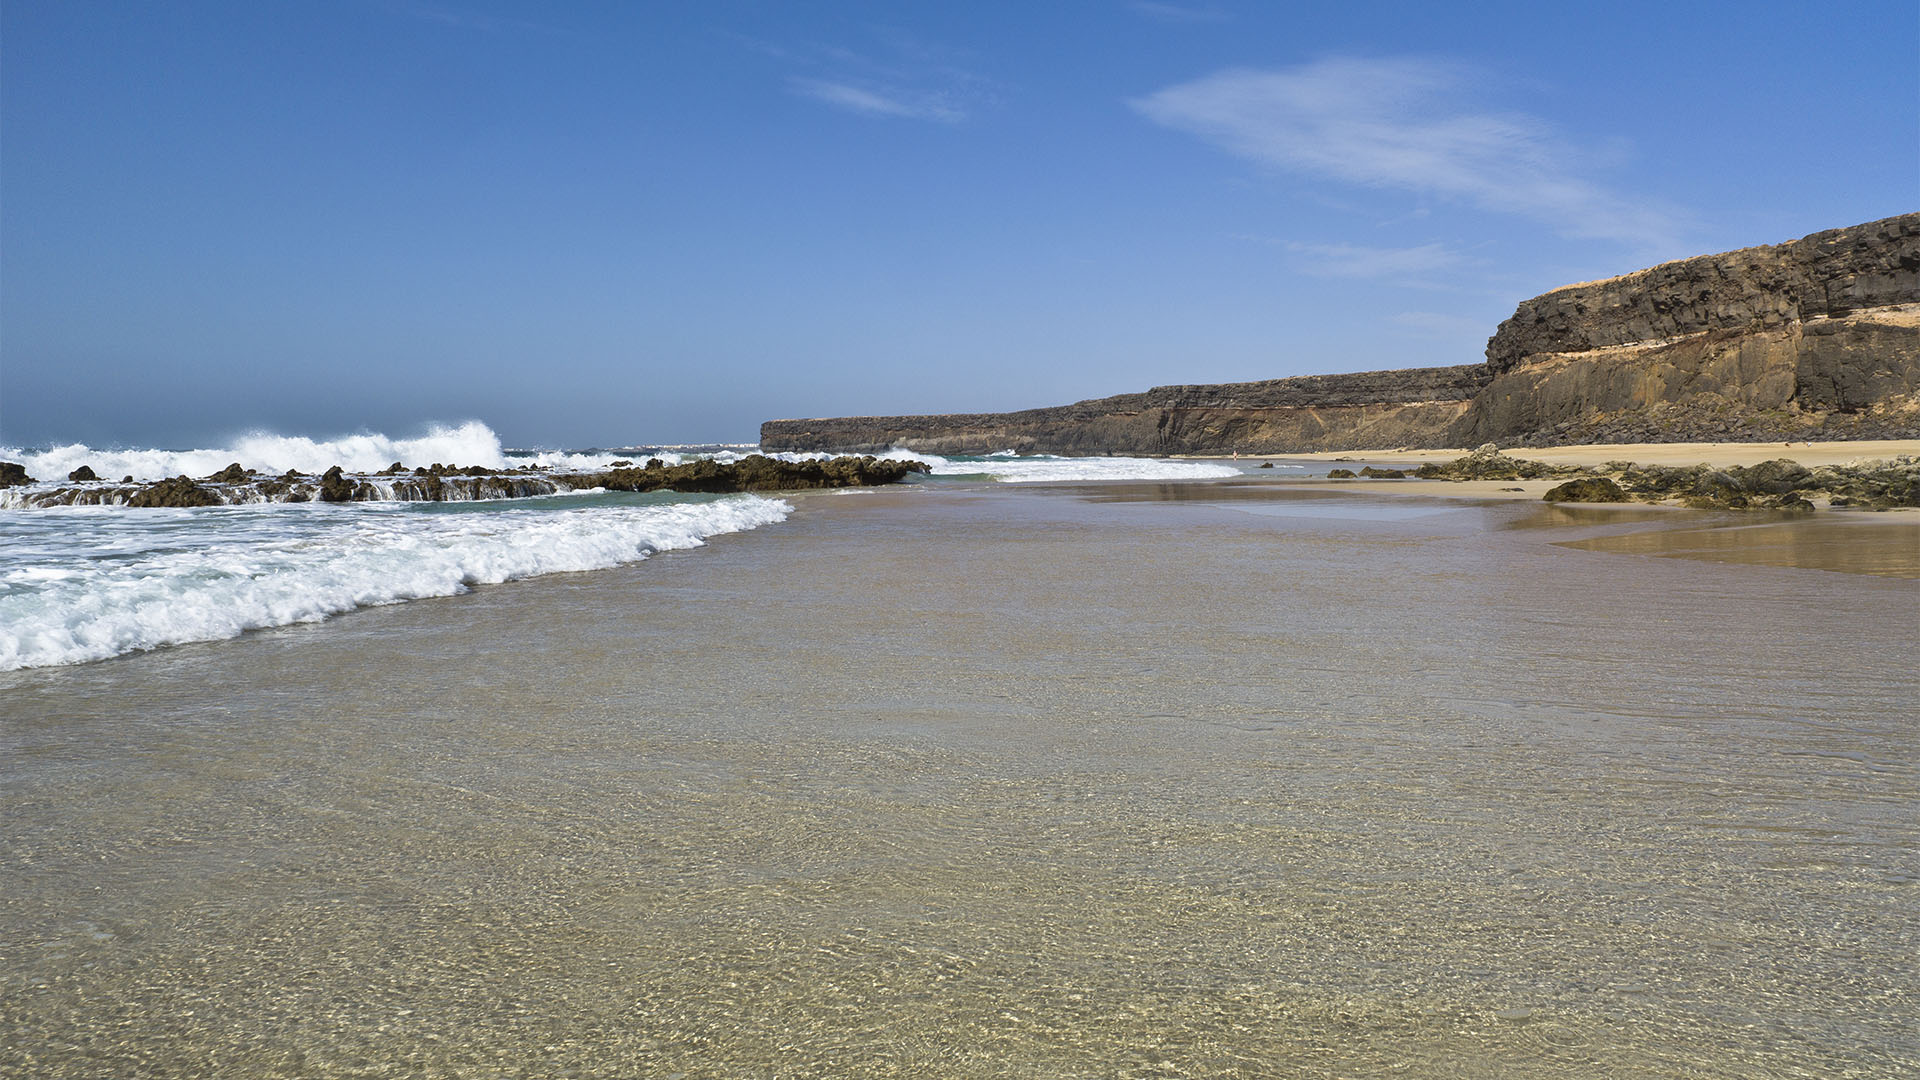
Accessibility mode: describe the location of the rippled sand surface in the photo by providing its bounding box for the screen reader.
[4,484,1916,1078]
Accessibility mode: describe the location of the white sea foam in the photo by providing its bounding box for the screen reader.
[882,450,1241,483]
[0,494,791,671]
[1,421,517,482]
[756,447,1241,482]
[506,443,762,472]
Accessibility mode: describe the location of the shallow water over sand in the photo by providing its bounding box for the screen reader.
[3,483,1916,1078]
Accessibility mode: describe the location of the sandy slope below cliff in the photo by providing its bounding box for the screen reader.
[1286,438,1919,468]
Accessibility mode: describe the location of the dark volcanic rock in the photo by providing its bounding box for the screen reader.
[319,466,355,502]
[127,475,221,508]
[1,462,34,487]
[1738,458,1813,494]
[1543,477,1628,503]
[1326,468,1357,479]
[1485,214,1920,371]
[571,454,929,495]
[1412,445,1583,482]
[209,463,250,483]
[68,465,98,482]
[1358,466,1407,478]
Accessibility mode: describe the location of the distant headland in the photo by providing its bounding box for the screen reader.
[762,213,1920,455]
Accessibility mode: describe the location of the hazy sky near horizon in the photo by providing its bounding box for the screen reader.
[4,1,1915,448]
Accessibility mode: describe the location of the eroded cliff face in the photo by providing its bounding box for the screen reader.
[1484,215,1918,371]
[760,365,1491,455]
[762,214,1920,455]
[1459,213,1920,445]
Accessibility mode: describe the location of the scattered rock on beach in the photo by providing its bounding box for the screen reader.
[1,462,34,487]
[1415,444,1581,481]
[209,463,250,484]
[68,465,98,482]
[1326,468,1357,479]
[1358,466,1407,478]
[1543,477,1628,503]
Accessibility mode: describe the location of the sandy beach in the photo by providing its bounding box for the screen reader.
[4,478,1916,1078]
[1292,437,1920,468]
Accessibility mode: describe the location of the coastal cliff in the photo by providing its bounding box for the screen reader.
[762,213,1920,454]
[1465,213,1919,446]
[760,364,1492,455]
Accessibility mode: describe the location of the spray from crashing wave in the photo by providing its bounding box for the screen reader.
[1,421,522,482]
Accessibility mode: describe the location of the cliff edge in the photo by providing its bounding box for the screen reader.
[762,213,1920,455]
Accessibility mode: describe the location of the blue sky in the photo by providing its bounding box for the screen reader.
[3,1,1915,448]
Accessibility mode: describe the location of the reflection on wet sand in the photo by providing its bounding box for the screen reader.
[1086,478,1920,578]
[1559,514,1920,578]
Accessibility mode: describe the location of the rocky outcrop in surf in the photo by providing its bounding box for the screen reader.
[762,214,1920,454]
[0,455,929,509]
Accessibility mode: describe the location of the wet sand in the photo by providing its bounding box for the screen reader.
[3,483,1916,1077]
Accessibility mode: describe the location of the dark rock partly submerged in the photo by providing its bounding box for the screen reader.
[1542,477,1628,503]
[126,476,222,508]
[3,454,931,509]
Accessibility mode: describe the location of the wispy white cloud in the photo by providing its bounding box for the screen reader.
[789,78,965,123]
[1129,2,1230,23]
[1284,241,1470,279]
[1131,57,1687,252]
[737,27,995,125]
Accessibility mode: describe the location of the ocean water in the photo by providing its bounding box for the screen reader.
[0,424,1254,670]
[4,428,1915,1078]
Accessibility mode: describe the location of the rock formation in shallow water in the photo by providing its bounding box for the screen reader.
[3,455,930,509]
[761,213,1920,454]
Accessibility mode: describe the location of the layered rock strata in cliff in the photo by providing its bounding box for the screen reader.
[1460,213,1920,446]
[763,214,1920,454]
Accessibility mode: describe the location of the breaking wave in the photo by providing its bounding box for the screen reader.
[0,493,790,671]
[875,450,1242,483]
[1,421,519,482]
